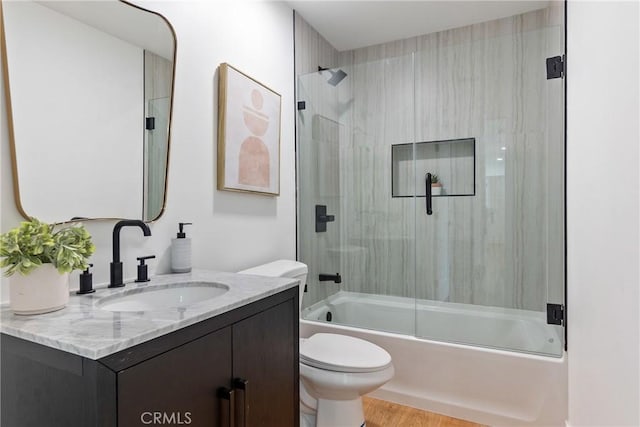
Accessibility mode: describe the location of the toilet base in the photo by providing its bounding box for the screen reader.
[316,397,365,427]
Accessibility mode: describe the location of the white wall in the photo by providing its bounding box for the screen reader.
[3,1,143,222]
[567,1,640,426]
[1,0,296,301]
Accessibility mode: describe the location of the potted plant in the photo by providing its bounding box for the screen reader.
[0,218,95,315]
[431,173,443,196]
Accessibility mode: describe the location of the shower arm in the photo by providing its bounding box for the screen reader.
[426,173,433,215]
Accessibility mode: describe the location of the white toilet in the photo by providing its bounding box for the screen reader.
[238,260,394,427]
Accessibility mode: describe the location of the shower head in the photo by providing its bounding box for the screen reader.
[328,69,347,86]
[318,66,348,86]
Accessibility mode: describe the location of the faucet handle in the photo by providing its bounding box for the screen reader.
[77,263,95,294]
[135,255,156,283]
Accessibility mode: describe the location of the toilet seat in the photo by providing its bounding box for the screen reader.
[300,333,392,373]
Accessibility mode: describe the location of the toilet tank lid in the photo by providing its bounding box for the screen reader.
[238,259,308,278]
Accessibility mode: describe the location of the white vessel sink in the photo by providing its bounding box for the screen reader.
[97,283,229,312]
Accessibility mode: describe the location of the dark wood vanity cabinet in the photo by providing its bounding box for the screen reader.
[1,287,299,427]
[117,326,232,426]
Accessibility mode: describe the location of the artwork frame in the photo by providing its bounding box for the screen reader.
[217,63,281,196]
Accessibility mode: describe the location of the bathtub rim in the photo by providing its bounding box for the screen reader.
[304,290,557,322]
[300,316,566,362]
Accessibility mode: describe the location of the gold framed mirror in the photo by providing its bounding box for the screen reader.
[1,0,176,223]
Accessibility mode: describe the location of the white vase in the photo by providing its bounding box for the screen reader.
[9,264,70,315]
[431,185,442,196]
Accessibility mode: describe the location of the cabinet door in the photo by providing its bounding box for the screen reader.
[233,300,297,427]
[118,327,232,427]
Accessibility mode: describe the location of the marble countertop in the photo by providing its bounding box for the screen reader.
[0,270,298,360]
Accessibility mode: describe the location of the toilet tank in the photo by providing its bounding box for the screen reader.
[238,260,308,310]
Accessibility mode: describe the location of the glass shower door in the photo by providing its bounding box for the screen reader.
[298,54,418,337]
[297,71,344,317]
[413,13,565,357]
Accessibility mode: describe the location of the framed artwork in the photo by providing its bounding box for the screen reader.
[217,63,281,195]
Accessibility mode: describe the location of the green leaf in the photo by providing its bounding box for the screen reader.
[0,218,94,277]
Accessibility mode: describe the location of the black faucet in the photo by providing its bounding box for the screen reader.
[109,220,152,288]
[319,273,342,284]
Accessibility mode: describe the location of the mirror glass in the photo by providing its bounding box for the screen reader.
[2,0,175,223]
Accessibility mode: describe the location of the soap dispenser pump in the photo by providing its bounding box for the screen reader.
[171,222,192,273]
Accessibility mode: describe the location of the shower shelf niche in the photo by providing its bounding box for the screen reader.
[391,137,476,198]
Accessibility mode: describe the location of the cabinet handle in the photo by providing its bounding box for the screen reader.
[425,172,433,215]
[218,387,235,427]
[233,378,249,427]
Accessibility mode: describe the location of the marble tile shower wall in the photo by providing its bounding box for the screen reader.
[336,6,564,311]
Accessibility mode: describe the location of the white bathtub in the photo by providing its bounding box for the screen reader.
[301,291,567,426]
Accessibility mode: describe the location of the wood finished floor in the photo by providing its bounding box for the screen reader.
[363,397,486,427]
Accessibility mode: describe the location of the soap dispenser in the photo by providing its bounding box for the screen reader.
[171,222,192,273]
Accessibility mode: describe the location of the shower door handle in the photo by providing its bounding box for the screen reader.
[425,173,433,215]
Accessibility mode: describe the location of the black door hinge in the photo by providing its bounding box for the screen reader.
[145,117,156,130]
[297,101,306,110]
[547,303,565,325]
[546,55,564,79]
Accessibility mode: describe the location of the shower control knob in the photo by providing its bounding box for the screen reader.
[135,255,156,282]
[315,205,336,232]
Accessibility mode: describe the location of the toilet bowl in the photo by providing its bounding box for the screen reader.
[238,260,394,427]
